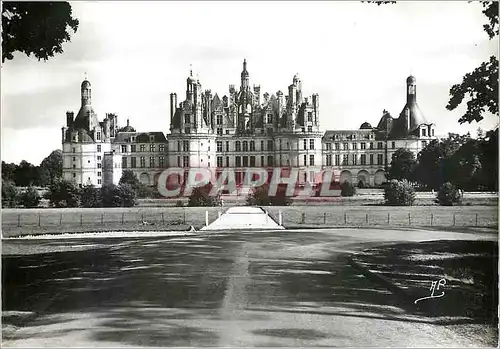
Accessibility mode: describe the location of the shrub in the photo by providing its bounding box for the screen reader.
[383,179,416,206]
[118,184,137,207]
[188,183,221,207]
[175,200,184,207]
[19,185,41,208]
[2,180,18,208]
[435,182,462,206]
[340,181,355,197]
[46,179,80,207]
[246,183,292,206]
[80,184,102,208]
[99,184,137,207]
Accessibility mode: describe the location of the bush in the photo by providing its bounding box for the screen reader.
[175,200,184,207]
[46,179,80,207]
[100,184,137,207]
[80,184,102,208]
[19,185,41,208]
[2,180,18,208]
[188,183,221,207]
[119,184,137,207]
[435,182,462,206]
[246,183,292,206]
[383,179,416,206]
[340,181,355,197]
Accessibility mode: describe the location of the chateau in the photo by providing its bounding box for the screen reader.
[62,60,436,189]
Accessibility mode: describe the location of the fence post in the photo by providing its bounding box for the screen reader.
[366,213,368,224]
[17,214,21,227]
[475,213,478,226]
[142,213,144,222]
[161,213,164,225]
[59,213,62,226]
[453,213,456,226]
[344,212,347,225]
[38,214,41,227]
[183,209,186,224]
[431,213,433,226]
[279,210,283,226]
[387,212,390,225]
[122,213,125,225]
[80,213,83,226]
[408,212,411,225]
[205,211,209,226]
[324,212,326,224]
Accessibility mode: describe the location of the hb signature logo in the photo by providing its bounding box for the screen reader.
[414,279,446,304]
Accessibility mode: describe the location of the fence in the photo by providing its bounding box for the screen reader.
[1,206,497,237]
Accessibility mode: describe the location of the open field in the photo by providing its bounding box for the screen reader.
[2,205,497,237]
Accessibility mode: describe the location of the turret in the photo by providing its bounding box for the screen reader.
[406,75,416,105]
[66,111,74,127]
[61,127,67,142]
[186,67,196,102]
[81,79,91,107]
[241,59,249,90]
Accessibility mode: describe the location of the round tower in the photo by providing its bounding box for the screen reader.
[81,79,91,106]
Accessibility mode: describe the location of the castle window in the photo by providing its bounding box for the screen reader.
[97,145,101,152]
[97,172,101,177]
[73,156,76,161]
[307,126,313,132]
[97,132,101,141]
[98,179,101,185]
[352,154,357,165]
[352,143,358,150]
[183,141,189,152]
[216,115,223,125]
[267,114,273,124]
[343,143,349,150]
[217,156,223,167]
[377,154,383,165]
[184,114,191,123]
[73,173,76,178]
[422,140,428,148]
[131,157,137,168]
[159,144,165,152]
[250,156,256,167]
[303,139,307,150]
[217,141,222,152]
[361,142,366,150]
[150,144,155,152]
[122,157,127,168]
[183,156,189,167]
[267,140,274,151]
[131,137,136,142]
[185,127,190,134]
[235,156,241,167]
[121,145,127,153]
[226,156,229,167]
[309,155,315,166]
[140,144,146,152]
[261,140,264,151]
[261,156,265,166]
[303,154,307,166]
[73,164,76,169]
[326,154,332,166]
[432,129,435,136]
[226,130,230,135]
[131,145,136,152]
[369,142,374,150]
[301,127,305,133]
[335,155,340,166]
[242,156,249,167]
[243,141,248,152]
[307,112,313,122]
[267,156,274,166]
[97,163,102,169]
[422,129,427,137]
[309,139,314,150]
[225,141,229,152]
[326,143,332,151]
[236,141,241,152]
[140,157,145,167]
[217,128,223,135]
[177,156,180,167]
[392,141,396,149]
[150,136,155,142]
[250,141,255,151]
[73,147,76,152]
[342,154,348,165]
[369,154,374,165]
[377,142,383,150]
[361,154,366,165]
[150,157,155,168]
[335,143,340,151]
[159,156,165,168]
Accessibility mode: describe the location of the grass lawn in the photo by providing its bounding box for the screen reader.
[1,205,497,237]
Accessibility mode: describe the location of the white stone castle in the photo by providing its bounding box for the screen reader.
[62,59,436,189]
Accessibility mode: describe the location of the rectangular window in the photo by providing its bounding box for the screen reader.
[303,139,307,150]
[361,142,366,150]
[73,164,76,169]
[140,157,145,167]
[140,144,146,152]
[217,156,223,167]
[97,145,101,152]
[335,143,340,151]
[307,112,313,122]
[97,155,101,160]
[392,141,396,149]
[121,145,127,153]
[73,156,76,161]
[261,156,265,166]
[159,156,165,168]
[361,154,366,165]
[97,132,101,141]
[183,140,189,152]
[217,128,223,135]
[235,156,241,167]
[422,129,427,136]
[343,143,349,150]
[242,156,249,167]
[131,157,137,168]
[225,130,230,135]
[267,140,274,151]
[183,156,189,167]
[303,154,307,166]
[267,156,274,166]
[236,141,241,152]
[217,141,222,152]
[250,156,256,167]
[184,114,190,123]
[309,139,314,150]
[97,179,102,185]
[422,140,428,148]
[326,154,332,166]
[177,141,181,152]
[150,144,155,152]
[185,127,191,134]
[261,140,265,151]
[250,141,255,151]
[225,141,230,152]
[225,156,229,167]
[309,155,315,166]
[243,141,248,152]
[352,143,357,150]
[73,173,76,178]
[97,171,101,177]
[73,147,76,153]
[131,145,136,152]
[377,154,383,165]
[216,115,223,125]
[307,126,313,132]
[335,154,340,166]
[326,143,332,151]
[343,154,349,165]
[150,156,155,168]
[97,163,102,169]
[369,142,374,150]
[377,142,383,150]
[352,154,357,165]
[370,154,374,165]
[301,127,305,133]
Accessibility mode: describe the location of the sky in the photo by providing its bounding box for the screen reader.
[2,1,499,165]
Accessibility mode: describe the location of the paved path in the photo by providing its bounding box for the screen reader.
[2,228,497,347]
[201,206,284,231]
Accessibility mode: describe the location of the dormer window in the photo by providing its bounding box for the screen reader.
[97,132,101,141]
[422,128,427,137]
[150,135,155,142]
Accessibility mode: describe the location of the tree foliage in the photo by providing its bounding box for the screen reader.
[46,179,80,207]
[340,181,355,197]
[188,183,221,207]
[446,2,499,124]
[383,179,416,206]
[2,180,19,208]
[19,186,41,208]
[435,182,462,206]
[39,150,62,186]
[80,184,102,208]
[2,2,79,62]
[389,148,417,181]
[246,183,292,206]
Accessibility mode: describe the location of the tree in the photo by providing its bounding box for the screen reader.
[2,180,19,208]
[388,148,417,181]
[46,179,80,207]
[2,2,79,62]
[14,160,40,187]
[119,169,152,198]
[19,186,41,208]
[446,2,499,124]
[340,181,355,197]
[39,150,62,186]
[118,184,137,207]
[80,184,102,208]
[188,183,221,207]
[100,184,123,207]
[246,183,292,206]
[2,162,17,182]
[435,182,462,206]
[383,179,416,206]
